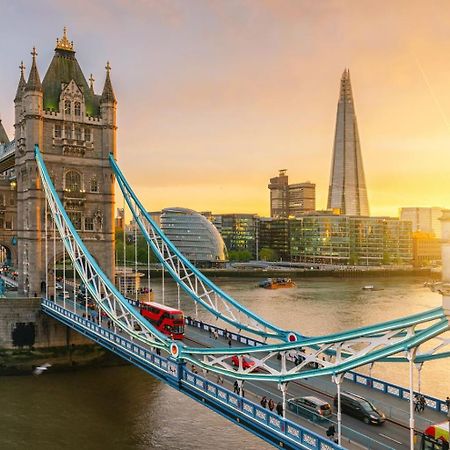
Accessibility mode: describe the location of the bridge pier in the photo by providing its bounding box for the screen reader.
[440,210,450,315]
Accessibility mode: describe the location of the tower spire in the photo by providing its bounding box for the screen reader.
[327,69,369,216]
[89,73,95,91]
[100,61,116,103]
[14,61,27,102]
[25,47,42,92]
[0,118,9,144]
[55,26,75,52]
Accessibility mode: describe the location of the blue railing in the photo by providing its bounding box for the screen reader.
[185,317,449,416]
[182,369,342,450]
[42,299,342,450]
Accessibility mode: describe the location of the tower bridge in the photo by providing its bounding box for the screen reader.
[0,31,449,450]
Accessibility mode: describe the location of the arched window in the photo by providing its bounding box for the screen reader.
[65,170,82,192]
[74,101,81,116]
[89,177,98,192]
[64,100,71,115]
[75,127,82,140]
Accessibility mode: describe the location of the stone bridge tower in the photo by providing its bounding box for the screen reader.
[14,29,116,295]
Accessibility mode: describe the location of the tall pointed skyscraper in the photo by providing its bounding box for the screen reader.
[327,69,369,216]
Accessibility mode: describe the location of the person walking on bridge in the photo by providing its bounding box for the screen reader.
[268,398,275,412]
[260,396,268,408]
[276,402,283,417]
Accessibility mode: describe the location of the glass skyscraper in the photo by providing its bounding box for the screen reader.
[327,69,370,216]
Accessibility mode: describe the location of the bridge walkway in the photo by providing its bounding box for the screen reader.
[185,323,444,449]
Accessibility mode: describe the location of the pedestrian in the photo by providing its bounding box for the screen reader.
[440,437,449,450]
[208,327,212,338]
[419,395,426,412]
[276,402,283,417]
[228,338,232,348]
[233,380,239,394]
[214,330,218,340]
[216,374,224,385]
[445,396,450,411]
[326,424,336,438]
[414,394,420,412]
[268,398,275,411]
[260,396,268,408]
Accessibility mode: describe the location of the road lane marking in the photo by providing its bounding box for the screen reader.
[379,433,403,445]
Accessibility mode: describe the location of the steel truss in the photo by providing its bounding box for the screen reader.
[110,154,293,342]
[35,146,168,350]
[37,146,450,383]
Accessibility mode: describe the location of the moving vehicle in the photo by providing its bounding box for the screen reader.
[139,301,185,339]
[231,355,256,370]
[422,421,449,449]
[333,391,385,425]
[259,278,296,289]
[288,396,332,421]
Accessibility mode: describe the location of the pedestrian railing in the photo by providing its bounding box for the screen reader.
[186,317,449,416]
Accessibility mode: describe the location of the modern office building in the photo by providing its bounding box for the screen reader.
[268,170,315,218]
[213,213,258,259]
[288,214,412,266]
[400,207,443,238]
[258,218,290,261]
[160,207,227,266]
[327,69,370,216]
[411,232,441,268]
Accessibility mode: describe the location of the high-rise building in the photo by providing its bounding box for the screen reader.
[268,169,289,218]
[288,183,315,216]
[400,207,443,238]
[268,170,315,218]
[213,213,258,259]
[327,69,369,216]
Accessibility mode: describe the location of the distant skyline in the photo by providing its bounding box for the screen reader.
[1,1,450,217]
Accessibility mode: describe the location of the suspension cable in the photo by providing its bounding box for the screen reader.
[147,241,151,303]
[134,218,138,302]
[45,199,48,300]
[53,212,56,303]
[63,233,66,310]
[123,197,127,297]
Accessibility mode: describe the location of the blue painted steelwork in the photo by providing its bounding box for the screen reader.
[41,298,342,450]
[187,318,450,416]
[34,146,169,348]
[110,153,292,342]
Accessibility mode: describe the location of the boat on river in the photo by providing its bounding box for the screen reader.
[259,278,296,289]
[362,285,384,291]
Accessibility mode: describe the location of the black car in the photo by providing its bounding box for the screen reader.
[333,391,385,425]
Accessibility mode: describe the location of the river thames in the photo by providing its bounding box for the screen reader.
[1,275,448,450]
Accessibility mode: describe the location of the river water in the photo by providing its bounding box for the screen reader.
[1,275,448,450]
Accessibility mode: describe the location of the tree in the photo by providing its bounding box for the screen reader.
[228,250,252,262]
[259,247,278,262]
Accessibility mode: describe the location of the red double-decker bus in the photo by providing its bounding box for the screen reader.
[139,301,185,339]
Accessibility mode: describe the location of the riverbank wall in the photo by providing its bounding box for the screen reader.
[0,298,121,375]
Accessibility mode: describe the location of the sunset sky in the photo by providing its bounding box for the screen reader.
[1,0,450,217]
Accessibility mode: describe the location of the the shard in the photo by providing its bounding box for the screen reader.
[327,69,370,216]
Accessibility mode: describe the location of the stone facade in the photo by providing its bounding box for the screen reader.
[2,29,116,295]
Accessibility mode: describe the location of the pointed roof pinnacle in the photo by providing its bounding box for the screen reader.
[56,26,75,52]
[0,118,9,145]
[25,47,42,92]
[89,73,95,91]
[101,61,116,103]
[15,61,27,102]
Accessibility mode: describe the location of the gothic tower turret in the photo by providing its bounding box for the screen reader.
[17,47,44,295]
[15,29,116,295]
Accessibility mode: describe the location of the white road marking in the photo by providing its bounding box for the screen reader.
[379,433,403,445]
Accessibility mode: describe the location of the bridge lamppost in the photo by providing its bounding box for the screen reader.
[332,373,344,446]
[407,347,418,450]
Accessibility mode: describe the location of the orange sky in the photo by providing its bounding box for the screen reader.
[1,1,450,217]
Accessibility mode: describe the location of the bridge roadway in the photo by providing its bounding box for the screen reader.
[183,324,444,450]
[50,294,442,449]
